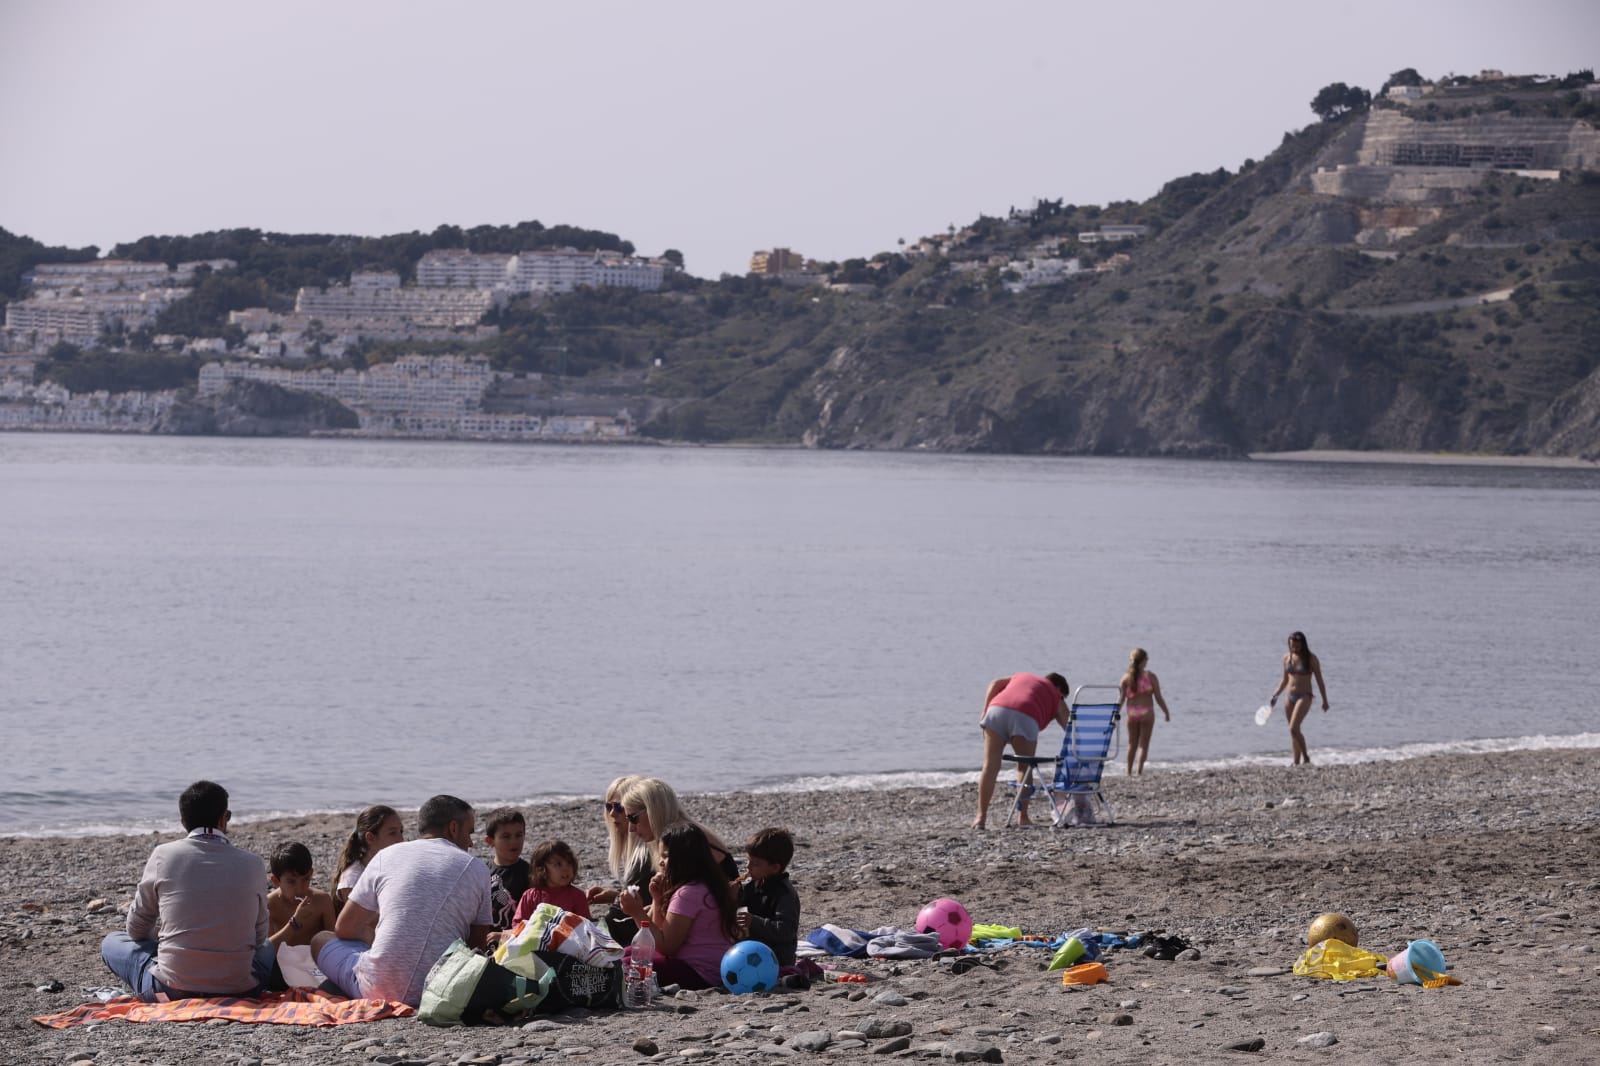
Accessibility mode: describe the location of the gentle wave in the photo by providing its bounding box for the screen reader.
[735,731,1600,794]
[9,732,1597,838]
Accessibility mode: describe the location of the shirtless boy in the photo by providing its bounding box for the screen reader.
[267,842,337,947]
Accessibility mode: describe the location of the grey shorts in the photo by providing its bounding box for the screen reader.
[980,704,1041,743]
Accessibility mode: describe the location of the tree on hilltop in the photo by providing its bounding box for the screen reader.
[1380,67,1425,94]
[1311,82,1372,121]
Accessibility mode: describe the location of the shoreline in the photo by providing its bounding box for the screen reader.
[7,729,1599,840]
[7,747,1600,1061]
[1248,448,1599,469]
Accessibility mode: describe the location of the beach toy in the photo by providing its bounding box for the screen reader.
[1254,702,1274,725]
[1047,936,1086,970]
[1306,912,1359,947]
[915,897,974,950]
[1060,961,1109,986]
[1386,938,1446,985]
[721,940,779,994]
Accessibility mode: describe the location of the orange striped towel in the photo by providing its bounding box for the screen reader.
[32,987,414,1028]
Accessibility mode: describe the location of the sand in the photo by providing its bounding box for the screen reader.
[5,748,1599,1064]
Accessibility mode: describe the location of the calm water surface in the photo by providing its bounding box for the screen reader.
[4,434,1598,834]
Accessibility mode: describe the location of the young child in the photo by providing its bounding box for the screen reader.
[513,839,591,922]
[266,842,337,948]
[736,827,801,965]
[647,823,737,990]
[482,806,530,929]
[331,804,404,911]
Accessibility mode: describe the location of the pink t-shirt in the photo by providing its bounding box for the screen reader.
[989,673,1063,729]
[665,882,733,985]
[513,884,591,924]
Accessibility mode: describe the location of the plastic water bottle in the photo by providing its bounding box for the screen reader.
[623,920,659,1007]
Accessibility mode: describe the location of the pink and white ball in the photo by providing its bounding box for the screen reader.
[916,897,974,949]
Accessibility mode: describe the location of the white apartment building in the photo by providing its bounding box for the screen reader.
[594,256,666,291]
[417,250,516,289]
[27,258,237,294]
[4,298,104,344]
[407,248,667,295]
[1003,257,1083,293]
[200,354,494,415]
[1077,225,1150,244]
[294,274,495,327]
[512,249,598,294]
[196,355,629,439]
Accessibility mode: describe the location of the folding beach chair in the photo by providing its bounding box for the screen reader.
[1002,684,1122,828]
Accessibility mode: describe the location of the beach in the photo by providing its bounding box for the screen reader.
[5,748,1598,1064]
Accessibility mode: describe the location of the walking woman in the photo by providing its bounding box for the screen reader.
[1270,631,1329,766]
[1119,648,1170,776]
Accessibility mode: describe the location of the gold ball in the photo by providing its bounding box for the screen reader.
[1306,912,1359,947]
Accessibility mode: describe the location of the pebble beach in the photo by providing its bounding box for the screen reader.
[5,748,1599,1064]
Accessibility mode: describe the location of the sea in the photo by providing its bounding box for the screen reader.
[3,433,1598,836]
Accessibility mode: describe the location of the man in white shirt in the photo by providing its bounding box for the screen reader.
[312,794,493,1006]
[100,780,274,999]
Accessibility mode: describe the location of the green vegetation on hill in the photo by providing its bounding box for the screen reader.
[0,227,99,303]
[110,220,633,290]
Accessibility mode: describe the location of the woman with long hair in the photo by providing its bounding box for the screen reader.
[645,822,737,990]
[1119,648,1171,776]
[1270,631,1329,766]
[588,775,643,904]
[610,778,736,943]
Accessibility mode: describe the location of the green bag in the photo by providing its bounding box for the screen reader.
[418,939,551,1026]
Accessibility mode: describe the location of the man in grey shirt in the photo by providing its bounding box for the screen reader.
[101,780,274,999]
[312,794,493,1006]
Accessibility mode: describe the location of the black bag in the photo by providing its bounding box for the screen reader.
[533,949,623,1012]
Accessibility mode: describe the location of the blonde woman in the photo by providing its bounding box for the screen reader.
[592,775,652,945]
[612,778,737,941]
[1120,648,1170,776]
[586,775,642,909]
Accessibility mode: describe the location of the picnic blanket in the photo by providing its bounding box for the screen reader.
[33,987,414,1029]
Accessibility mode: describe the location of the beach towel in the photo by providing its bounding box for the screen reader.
[800,924,872,958]
[32,988,413,1029]
[1292,939,1388,981]
[865,930,942,959]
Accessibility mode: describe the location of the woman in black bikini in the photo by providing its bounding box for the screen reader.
[1270,631,1329,766]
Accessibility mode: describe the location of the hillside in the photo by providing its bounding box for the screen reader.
[7,77,1600,458]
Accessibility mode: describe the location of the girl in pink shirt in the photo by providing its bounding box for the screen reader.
[646,823,737,989]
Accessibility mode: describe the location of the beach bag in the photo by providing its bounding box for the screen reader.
[418,940,549,1026]
[496,903,623,975]
[532,949,623,1012]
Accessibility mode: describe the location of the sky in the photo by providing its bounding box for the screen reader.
[2,0,1596,279]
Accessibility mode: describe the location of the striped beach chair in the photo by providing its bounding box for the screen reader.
[1003,684,1122,828]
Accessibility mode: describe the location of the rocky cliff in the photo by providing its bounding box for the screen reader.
[646,102,1600,459]
[156,379,359,436]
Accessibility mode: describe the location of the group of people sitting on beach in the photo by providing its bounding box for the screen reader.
[972,631,1331,827]
[100,775,801,1008]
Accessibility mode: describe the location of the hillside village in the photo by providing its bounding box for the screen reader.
[2,68,1599,455]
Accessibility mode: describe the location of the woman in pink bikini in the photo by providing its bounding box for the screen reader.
[1120,648,1170,776]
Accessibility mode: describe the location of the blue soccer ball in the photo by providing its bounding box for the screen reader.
[721,939,779,994]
